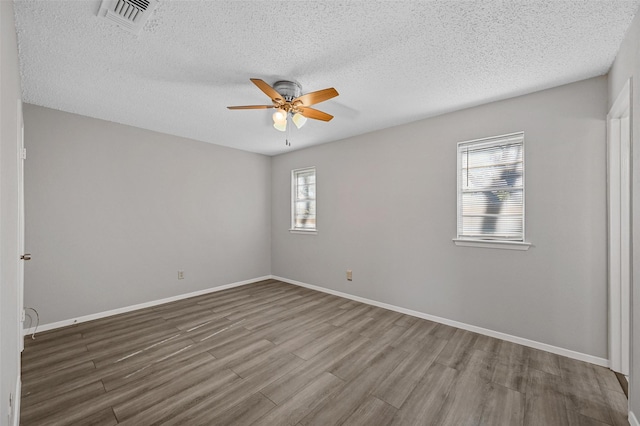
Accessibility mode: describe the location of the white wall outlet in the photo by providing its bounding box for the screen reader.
[346,270,352,281]
[178,270,184,280]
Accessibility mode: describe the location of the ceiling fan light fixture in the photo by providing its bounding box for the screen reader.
[228,79,339,137]
[272,109,287,124]
[292,113,307,129]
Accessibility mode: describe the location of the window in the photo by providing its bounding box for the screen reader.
[291,167,316,232]
[455,132,530,250]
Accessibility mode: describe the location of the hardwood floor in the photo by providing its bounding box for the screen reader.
[20,279,628,425]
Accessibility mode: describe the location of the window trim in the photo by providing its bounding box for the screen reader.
[290,166,317,234]
[454,132,530,250]
[452,238,531,250]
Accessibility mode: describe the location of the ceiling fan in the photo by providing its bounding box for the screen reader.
[227,79,339,132]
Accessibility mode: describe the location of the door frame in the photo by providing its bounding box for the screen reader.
[17,99,24,353]
[608,78,632,375]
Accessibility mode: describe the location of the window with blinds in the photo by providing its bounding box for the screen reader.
[291,167,316,231]
[457,132,524,241]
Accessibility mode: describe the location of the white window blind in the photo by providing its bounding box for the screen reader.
[457,132,524,241]
[291,167,316,231]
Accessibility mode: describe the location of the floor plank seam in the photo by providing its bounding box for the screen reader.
[259,390,279,407]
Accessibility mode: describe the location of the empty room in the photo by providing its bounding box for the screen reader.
[2,0,640,425]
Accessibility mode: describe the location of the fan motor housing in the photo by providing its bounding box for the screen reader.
[273,81,302,102]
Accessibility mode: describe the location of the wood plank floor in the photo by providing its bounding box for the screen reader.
[21,279,628,425]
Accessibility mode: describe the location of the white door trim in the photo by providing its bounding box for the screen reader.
[608,78,632,375]
[17,99,24,353]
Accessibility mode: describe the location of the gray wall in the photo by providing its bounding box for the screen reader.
[1,0,23,424]
[272,76,608,358]
[609,9,640,421]
[24,105,271,325]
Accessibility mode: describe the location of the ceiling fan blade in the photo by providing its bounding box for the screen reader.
[298,107,334,122]
[227,105,274,110]
[294,88,339,106]
[250,78,284,102]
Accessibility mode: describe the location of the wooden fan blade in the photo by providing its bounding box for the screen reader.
[250,78,284,102]
[227,105,274,110]
[294,88,339,107]
[298,107,334,122]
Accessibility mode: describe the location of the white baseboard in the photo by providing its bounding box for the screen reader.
[24,273,609,369]
[12,375,20,426]
[630,411,639,426]
[271,275,609,368]
[23,276,272,335]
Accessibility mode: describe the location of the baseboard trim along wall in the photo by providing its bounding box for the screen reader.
[630,411,640,426]
[25,274,609,368]
[271,275,610,368]
[22,276,272,336]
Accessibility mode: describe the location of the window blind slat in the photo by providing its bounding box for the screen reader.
[462,163,523,190]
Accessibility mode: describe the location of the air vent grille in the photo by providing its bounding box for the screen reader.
[113,0,147,21]
[126,0,150,11]
[98,0,158,35]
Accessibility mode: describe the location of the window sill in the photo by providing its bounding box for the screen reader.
[289,229,318,235]
[452,238,532,251]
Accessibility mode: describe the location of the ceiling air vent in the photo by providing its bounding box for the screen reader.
[98,0,158,35]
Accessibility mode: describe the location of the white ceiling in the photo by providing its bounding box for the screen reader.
[13,1,640,156]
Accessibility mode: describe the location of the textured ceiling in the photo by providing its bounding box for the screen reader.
[13,1,640,155]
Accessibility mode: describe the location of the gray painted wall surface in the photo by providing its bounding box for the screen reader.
[608,9,640,421]
[23,105,271,325]
[1,1,22,424]
[272,76,608,358]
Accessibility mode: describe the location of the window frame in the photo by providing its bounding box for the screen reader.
[453,132,531,250]
[290,166,318,234]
